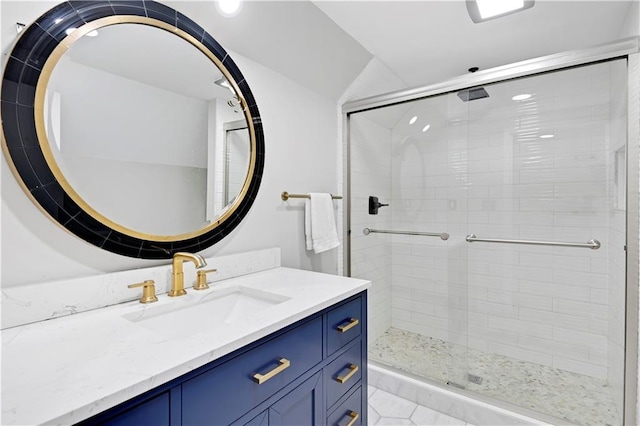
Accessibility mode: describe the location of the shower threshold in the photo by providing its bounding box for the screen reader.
[370,327,619,426]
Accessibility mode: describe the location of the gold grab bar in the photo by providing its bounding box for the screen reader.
[281,191,342,201]
[252,358,291,384]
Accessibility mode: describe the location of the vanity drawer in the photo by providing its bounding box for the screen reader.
[327,386,363,426]
[327,297,362,356]
[324,341,362,410]
[182,317,322,426]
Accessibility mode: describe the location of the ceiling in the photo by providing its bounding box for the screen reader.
[4,1,632,103]
[314,0,635,90]
[148,1,636,103]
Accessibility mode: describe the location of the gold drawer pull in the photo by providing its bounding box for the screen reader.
[336,364,359,384]
[252,358,290,384]
[344,411,359,426]
[337,318,359,333]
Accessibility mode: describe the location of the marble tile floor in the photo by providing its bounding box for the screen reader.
[368,385,475,425]
[369,328,620,426]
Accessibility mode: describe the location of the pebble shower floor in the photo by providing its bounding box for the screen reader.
[369,328,619,426]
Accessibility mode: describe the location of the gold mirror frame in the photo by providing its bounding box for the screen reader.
[1,1,265,258]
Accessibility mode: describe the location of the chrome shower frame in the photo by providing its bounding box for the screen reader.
[343,37,640,425]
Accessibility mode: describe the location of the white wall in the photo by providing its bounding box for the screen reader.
[1,1,341,287]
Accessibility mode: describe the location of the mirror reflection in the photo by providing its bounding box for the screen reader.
[43,23,251,236]
[223,121,250,206]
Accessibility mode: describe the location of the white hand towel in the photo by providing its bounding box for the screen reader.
[304,193,340,254]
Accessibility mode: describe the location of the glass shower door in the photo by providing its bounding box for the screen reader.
[461,59,627,425]
[350,56,626,426]
[352,91,473,390]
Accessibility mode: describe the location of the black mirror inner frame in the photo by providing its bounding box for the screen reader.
[1,1,265,259]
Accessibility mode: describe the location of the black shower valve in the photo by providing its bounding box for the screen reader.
[369,196,389,215]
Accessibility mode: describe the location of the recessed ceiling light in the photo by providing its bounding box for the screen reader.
[216,0,243,17]
[540,134,555,139]
[409,116,418,125]
[422,124,431,132]
[512,94,532,101]
[466,0,535,23]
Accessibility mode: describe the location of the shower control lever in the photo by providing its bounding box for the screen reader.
[369,196,389,215]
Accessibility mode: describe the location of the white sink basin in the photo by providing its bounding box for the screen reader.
[123,286,290,336]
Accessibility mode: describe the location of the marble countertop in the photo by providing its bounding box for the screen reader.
[1,267,369,425]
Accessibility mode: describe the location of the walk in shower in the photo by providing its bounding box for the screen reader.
[345,40,639,426]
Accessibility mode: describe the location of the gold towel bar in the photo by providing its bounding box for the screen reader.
[281,191,343,201]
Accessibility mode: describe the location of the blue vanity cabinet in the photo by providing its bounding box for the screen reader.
[77,389,179,426]
[77,291,367,426]
[98,392,170,426]
[181,317,323,425]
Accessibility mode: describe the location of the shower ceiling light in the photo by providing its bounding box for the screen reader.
[512,94,532,101]
[409,116,418,125]
[466,0,535,23]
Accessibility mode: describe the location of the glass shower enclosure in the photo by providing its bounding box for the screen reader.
[346,46,635,425]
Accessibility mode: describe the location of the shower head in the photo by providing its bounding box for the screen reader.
[457,87,489,102]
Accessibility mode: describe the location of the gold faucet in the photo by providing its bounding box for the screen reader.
[169,252,207,297]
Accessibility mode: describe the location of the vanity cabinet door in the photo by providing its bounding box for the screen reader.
[268,372,323,425]
[243,410,269,425]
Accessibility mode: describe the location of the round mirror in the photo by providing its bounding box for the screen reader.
[1,1,265,259]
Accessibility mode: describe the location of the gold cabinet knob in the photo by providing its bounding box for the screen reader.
[128,280,158,304]
[193,269,217,290]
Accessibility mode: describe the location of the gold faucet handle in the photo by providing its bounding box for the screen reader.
[128,280,158,304]
[193,269,217,290]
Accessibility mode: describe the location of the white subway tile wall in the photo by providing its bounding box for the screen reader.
[350,115,394,343]
[350,59,627,389]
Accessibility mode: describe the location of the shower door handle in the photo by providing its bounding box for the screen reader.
[465,234,601,250]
